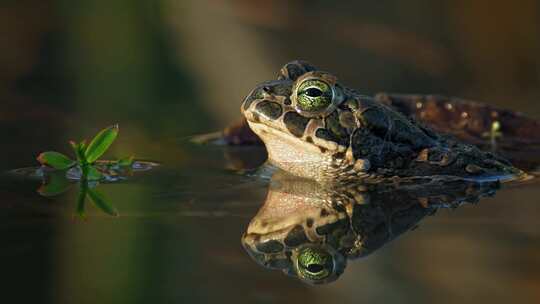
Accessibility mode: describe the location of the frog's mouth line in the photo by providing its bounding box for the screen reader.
[245,119,333,155]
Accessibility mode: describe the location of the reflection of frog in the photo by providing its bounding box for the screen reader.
[241,171,500,284]
[240,61,524,183]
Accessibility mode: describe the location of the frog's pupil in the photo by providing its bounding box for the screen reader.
[305,88,323,97]
[307,264,324,273]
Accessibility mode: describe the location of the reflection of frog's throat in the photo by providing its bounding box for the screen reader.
[241,171,502,284]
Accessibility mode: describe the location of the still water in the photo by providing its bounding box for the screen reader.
[2,1,540,302]
[1,117,539,303]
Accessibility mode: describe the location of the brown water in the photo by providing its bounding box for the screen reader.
[1,126,539,303]
[2,1,540,302]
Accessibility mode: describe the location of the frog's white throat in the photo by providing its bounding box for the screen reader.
[247,121,349,180]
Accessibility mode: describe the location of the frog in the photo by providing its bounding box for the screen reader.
[241,170,500,284]
[240,60,525,183]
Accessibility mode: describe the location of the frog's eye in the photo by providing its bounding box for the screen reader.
[295,79,334,116]
[296,246,333,281]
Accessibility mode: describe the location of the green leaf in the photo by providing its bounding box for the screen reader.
[84,124,119,163]
[118,155,134,167]
[76,182,88,218]
[37,151,75,170]
[86,166,103,181]
[38,171,73,197]
[87,188,118,216]
[70,141,87,164]
[79,139,87,152]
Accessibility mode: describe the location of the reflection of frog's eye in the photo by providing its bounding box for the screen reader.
[295,79,334,115]
[296,246,333,281]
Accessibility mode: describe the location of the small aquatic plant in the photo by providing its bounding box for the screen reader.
[6,124,157,217]
[35,124,134,218]
[36,124,133,181]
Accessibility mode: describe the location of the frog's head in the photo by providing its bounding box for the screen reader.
[242,229,348,286]
[241,172,350,284]
[241,61,366,181]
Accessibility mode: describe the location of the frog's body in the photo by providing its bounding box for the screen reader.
[241,61,523,183]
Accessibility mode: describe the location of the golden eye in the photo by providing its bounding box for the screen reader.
[296,79,333,114]
[296,246,333,281]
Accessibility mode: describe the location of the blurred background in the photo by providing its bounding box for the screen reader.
[3,0,540,130]
[1,1,540,303]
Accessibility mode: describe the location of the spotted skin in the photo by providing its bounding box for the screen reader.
[241,171,501,284]
[241,60,524,183]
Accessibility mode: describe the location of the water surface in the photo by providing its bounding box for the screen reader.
[1,119,539,303]
[2,1,540,302]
